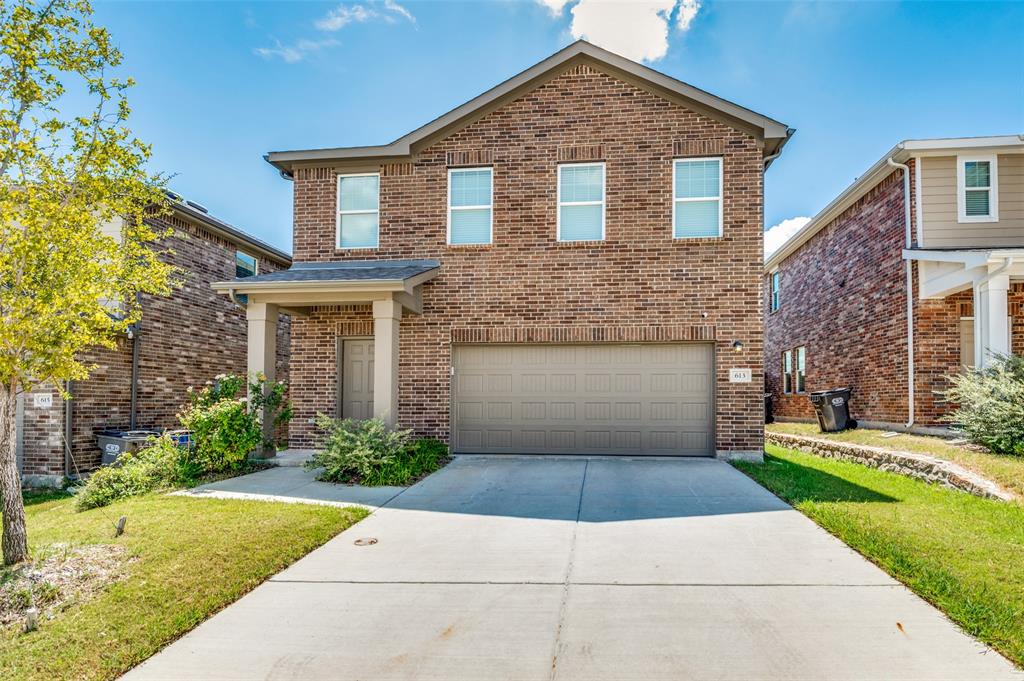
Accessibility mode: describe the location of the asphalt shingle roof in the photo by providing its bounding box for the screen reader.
[229,259,440,285]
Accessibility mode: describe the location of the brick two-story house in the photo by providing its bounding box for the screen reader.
[17,196,291,485]
[217,41,792,460]
[765,135,1023,430]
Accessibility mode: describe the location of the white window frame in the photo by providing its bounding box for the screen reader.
[672,156,724,239]
[557,161,605,242]
[782,350,793,394]
[447,167,493,245]
[770,270,781,312]
[956,154,998,223]
[795,346,806,394]
[336,172,380,250]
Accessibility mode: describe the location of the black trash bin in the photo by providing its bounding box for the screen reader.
[808,388,856,432]
[764,393,774,424]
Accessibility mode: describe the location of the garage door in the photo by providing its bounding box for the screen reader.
[453,343,714,456]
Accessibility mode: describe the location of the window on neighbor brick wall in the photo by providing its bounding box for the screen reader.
[957,155,998,223]
[448,167,493,245]
[673,157,723,238]
[235,251,257,278]
[558,162,605,241]
[782,350,793,394]
[795,346,806,393]
[770,271,781,312]
[337,173,380,249]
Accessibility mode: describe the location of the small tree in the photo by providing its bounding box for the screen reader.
[0,0,173,564]
[943,354,1024,456]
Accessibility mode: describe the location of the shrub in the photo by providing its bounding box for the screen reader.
[943,353,1024,456]
[75,435,182,510]
[180,373,291,471]
[308,417,412,484]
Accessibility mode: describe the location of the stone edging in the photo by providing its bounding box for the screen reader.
[765,431,1014,502]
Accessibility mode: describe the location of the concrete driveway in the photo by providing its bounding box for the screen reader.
[126,456,1020,680]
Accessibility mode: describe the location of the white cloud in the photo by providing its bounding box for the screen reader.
[315,1,415,31]
[537,0,702,63]
[383,0,416,24]
[254,38,339,63]
[677,0,701,31]
[538,0,573,15]
[764,216,811,258]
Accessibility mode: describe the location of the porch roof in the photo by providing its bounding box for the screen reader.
[212,259,441,315]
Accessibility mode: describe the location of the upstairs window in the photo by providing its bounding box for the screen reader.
[558,162,605,241]
[448,167,493,245]
[337,173,380,249]
[782,350,793,394]
[674,157,722,238]
[957,155,998,223]
[235,251,257,278]
[770,271,781,312]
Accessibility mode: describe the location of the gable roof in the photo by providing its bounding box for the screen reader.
[763,134,1024,272]
[265,40,793,176]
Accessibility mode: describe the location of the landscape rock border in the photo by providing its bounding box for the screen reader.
[765,431,1014,502]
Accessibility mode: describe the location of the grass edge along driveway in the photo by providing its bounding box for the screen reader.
[1,492,367,681]
[737,444,1024,670]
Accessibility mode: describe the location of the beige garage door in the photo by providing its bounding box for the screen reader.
[453,343,714,456]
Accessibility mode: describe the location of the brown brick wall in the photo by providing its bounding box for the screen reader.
[20,212,291,477]
[765,160,1023,428]
[289,63,767,454]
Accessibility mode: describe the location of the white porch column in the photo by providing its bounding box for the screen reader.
[247,302,278,456]
[372,298,402,426]
[975,273,1010,368]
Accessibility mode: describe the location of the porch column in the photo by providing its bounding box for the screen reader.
[975,273,1010,368]
[247,302,278,456]
[372,298,402,426]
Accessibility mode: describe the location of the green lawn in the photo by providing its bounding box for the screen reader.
[1,492,367,680]
[767,421,1024,499]
[737,444,1024,668]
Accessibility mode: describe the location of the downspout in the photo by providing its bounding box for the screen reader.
[887,157,914,428]
[64,380,74,478]
[129,291,142,430]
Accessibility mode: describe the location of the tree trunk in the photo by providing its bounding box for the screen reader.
[0,381,28,565]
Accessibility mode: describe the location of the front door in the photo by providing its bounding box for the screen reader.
[340,338,374,419]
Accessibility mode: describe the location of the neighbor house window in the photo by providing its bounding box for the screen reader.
[782,350,793,394]
[673,157,723,238]
[957,155,998,223]
[235,251,257,278]
[770,271,781,312]
[557,162,605,241]
[337,173,380,249]
[795,346,806,393]
[448,167,493,245]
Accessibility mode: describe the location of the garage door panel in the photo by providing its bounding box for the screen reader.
[454,343,713,457]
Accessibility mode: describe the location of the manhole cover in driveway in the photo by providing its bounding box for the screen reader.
[354,538,378,546]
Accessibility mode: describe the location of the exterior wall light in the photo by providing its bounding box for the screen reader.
[732,340,744,352]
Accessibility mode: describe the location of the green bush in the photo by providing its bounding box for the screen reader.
[943,353,1024,456]
[307,416,448,486]
[75,435,182,510]
[76,372,293,510]
[180,373,290,471]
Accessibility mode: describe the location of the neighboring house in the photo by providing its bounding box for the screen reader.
[17,196,292,486]
[765,135,1024,430]
[216,41,792,461]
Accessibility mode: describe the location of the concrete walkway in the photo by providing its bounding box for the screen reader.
[128,456,1020,681]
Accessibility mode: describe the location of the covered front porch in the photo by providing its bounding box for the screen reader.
[213,260,441,450]
[908,248,1024,367]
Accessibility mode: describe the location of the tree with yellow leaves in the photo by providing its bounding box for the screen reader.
[0,0,173,565]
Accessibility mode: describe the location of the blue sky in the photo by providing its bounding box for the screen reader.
[91,0,1023,254]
